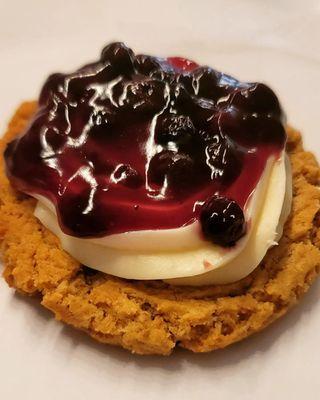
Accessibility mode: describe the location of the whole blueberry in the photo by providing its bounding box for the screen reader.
[192,66,223,100]
[155,114,195,145]
[200,195,245,246]
[122,79,166,113]
[134,55,162,75]
[39,73,65,105]
[174,85,215,124]
[148,150,195,193]
[205,140,243,185]
[100,42,135,75]
[230,83,283,117]
[176,73,195,93]
[220,108,286,147]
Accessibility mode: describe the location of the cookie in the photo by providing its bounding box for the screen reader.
[1,102,320,355]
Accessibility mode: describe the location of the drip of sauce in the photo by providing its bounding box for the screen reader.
[4,42,286,245]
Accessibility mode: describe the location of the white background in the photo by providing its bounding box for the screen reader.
[0,1,320,399]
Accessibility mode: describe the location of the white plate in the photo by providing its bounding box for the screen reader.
[1,1,320,399]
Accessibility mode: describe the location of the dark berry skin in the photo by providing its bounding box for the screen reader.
[155,114,195,146]
[148,150,173,185]
[113,164,143,188]
[230,83,283,117]
[200,196,245,246]
[174,85,215,124]
[101,42,135,74]
[134,55,162,75]
[205,141,242,185]
[192,67,223,100]
[148,150,195,193]
[122,79,166,113]
[39,73,65,105]
[176,73,194,94]
[151,69,176,84]
[220,108,286,147]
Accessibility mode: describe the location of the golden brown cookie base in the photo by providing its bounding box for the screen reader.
[1,102,320,355]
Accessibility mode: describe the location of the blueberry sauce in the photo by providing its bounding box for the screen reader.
[4,42,286,246]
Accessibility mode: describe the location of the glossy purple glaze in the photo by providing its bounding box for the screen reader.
[4,42,286,243]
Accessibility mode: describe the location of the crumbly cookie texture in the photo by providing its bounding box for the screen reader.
[1,102,320,355]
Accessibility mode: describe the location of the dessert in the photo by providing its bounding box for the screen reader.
[1,43,320,355]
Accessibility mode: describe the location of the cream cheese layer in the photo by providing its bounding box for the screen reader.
[34,151,291,286]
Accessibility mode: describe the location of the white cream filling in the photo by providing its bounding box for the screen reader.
[167,154,292,285]
[33,151,291,286]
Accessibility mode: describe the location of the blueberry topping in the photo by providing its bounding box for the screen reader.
[101,42,134,74]
[113,164,143,188]
[200,195,245,246]
[230,83,282,117]
[4,42,286,243]
[155,115,195,146]
[151,69,176,83]
[192,67,222,100]
[148,150,174,185]
[39,73,65,105]
[134,55,161,75]
[122,79,166,113]
[220,108,286,147]
[68,78,96,102]
[176,73,195,94]
[148,150,195,192]
[205,141,242,185]
[174,85,215,123]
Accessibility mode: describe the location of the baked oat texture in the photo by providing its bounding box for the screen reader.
[1,102,320,355]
